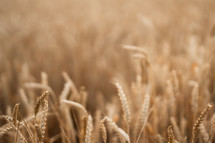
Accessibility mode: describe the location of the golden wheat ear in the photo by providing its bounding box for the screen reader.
[34,91,49,143]
[99,118,107,143]
[12,103,20,127]
[115,82,131,133]
[34,91,49,117]
[85,115,93,143]
[167,125,174,143]
[192,103,212,143]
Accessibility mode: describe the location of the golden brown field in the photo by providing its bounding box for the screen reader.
[0,0,215,142]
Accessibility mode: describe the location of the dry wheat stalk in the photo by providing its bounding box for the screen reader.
[24,83,51,90]
[191,83,199,115]
[122,45,148,56]
[93,110,101,142]
[61,99,88,116]
[85,115,93,143]
[19,89,32,114]
[60,81,72,101]
[80,86,88,107]
[62,72,79,97]
[192,103,212,143]
[14,125,27,143]
[140,59,149,84]
[41,72,48,86]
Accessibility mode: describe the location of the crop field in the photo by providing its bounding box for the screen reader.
[0,0,215,142]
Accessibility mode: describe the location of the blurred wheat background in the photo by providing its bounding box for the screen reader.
[0,0,215,142]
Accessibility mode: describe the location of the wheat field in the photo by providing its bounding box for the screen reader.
[0,0,215,142]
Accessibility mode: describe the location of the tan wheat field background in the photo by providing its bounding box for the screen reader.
[0,0,215,142]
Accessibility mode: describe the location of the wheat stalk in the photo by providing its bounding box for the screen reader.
[104,116,130,143]
[199,124,209,142]
[61,99,88,116]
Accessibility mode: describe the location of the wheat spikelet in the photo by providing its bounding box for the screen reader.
[140,92,150,126]
[192,103,212,143]
[0,123,27,143]
[0,125,13,137]
[167,125,174,143]
[104,116,130,143]
[0,115,24,127]
[12,103,20,127]
[61,99,88,116]
[85,115,93,143]
[35,123,42,142]
[0,115,13,122]
[34,91,49,117]
[100,118,107,143]
[134,88,151,142]
[115,82,131,126]
[41,99,48,140]
[170,117,183,142]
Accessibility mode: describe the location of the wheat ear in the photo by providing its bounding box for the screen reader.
[34,91,49,117]
[167,125,174,143]
[100,118,107,143]
[12,103,20,127]
[192,103,212,143]
[0,125,14,137]
[85,115,93,143]
[35,123,42,142]
[41,99,48,140]
[115,82,131,133]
